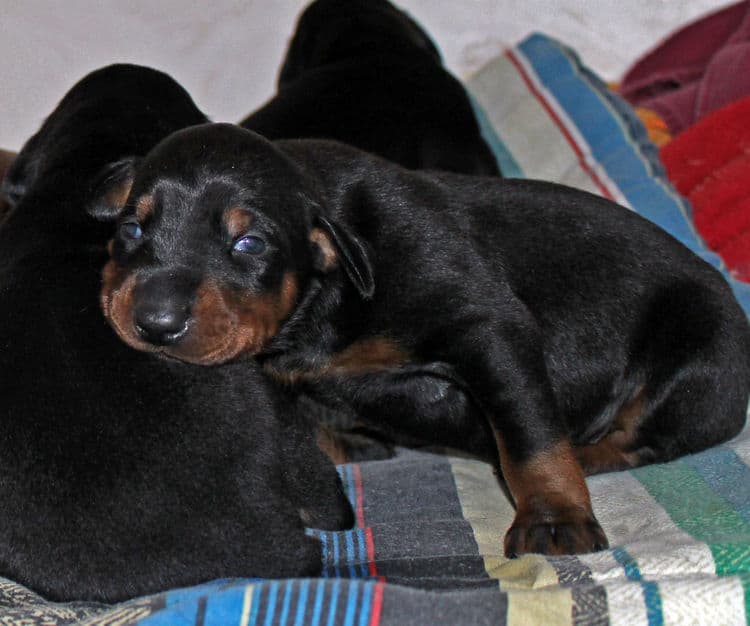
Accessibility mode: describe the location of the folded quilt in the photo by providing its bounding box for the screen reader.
[619,0,750,135]
[3,33,749,626]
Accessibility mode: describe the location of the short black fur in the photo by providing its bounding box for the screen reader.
[93,123,750,557]
[0,66,353,602]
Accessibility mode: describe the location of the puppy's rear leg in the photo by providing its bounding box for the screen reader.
[575,387,652,475]
[578,284,749,475]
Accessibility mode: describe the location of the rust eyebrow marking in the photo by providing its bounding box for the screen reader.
[135,195,155,222]
[223,207,253,239]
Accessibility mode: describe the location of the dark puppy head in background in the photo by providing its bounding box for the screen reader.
[278,0,441,85]
[89,123,366,365]
[244,0,501,176]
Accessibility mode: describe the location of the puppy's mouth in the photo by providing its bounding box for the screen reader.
[99,260,298,365]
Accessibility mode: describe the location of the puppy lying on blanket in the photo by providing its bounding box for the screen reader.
[91,122,750,557]
[242,0,500,176]
[0,67,352,602]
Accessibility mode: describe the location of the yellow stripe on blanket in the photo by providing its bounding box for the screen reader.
[239,584,254,626]
[448,457,563,589]
[507,586,573,626]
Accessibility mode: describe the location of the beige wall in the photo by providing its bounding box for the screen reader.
[1,0,727,150]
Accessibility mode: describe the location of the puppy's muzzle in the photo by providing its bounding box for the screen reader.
[132,270,196,347]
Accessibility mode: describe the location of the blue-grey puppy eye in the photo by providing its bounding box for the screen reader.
[119,221,142,240]
[233,235,266,255]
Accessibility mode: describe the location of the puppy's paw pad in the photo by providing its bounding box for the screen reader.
[504,512,608,557]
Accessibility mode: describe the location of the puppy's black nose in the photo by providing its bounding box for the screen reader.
[134,305,189,346]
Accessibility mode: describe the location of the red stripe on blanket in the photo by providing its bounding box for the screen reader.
[355,465,382,580]
[506,49,616,201]
[353,464,366,528]
[365,527,380,578]
[368,581,385,626]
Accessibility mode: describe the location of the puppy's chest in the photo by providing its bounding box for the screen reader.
[263,336,412,386]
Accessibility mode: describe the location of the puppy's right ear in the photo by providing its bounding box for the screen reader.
[87,157,138,221]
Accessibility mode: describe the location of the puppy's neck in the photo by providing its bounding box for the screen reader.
[260,271,360,378]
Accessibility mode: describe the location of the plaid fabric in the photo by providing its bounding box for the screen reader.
[3,34,749,625]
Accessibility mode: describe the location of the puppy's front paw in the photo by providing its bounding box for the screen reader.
[504,506,608,557]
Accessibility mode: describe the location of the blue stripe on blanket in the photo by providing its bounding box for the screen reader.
[517,35,700,246]
[332,533,341,578]
[295,580,311,626]
[312,580,326,626]
[515,34,750,315]
[279,581,294,626]
[326,579,340,626]
[203,587,246,626]
[139,599,199,625]
[262,581,279,626]
[684,449,750,524]
[358,582,374,626]
[343,580,359,626]
[357,528,368,578]
[612,547,665,626]
[322,466,372,579]
[249,585,263,626]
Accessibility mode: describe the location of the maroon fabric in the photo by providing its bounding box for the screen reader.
[620,0,750,133]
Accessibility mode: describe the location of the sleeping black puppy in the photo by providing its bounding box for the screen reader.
[242,0,500,176]
[0,67,353,603]
[90,122,750,557]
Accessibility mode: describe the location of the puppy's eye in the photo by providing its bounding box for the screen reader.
[233,235,266,255]
[119,221,143,240]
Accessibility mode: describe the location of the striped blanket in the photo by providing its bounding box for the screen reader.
[5,34,750,626]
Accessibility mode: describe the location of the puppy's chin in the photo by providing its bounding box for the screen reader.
[100,303,266,365]
[157,335,262,366]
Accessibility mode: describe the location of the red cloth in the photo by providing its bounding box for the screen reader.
[660,96,750,282]
[621,1,750,134]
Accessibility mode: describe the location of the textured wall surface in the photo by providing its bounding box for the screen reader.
[1,0,727,150]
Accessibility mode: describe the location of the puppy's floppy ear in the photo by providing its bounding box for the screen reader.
[87,157,138,221]
[310,214,375,299]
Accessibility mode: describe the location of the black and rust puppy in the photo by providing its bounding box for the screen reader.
[242,0,500,176]
[0,68,352,602]
[91,123,750,557]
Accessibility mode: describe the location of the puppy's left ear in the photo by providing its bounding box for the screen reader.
[309,214,375,299]
[87,157,138,221]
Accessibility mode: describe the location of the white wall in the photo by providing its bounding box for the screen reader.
[1,0,727,150]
